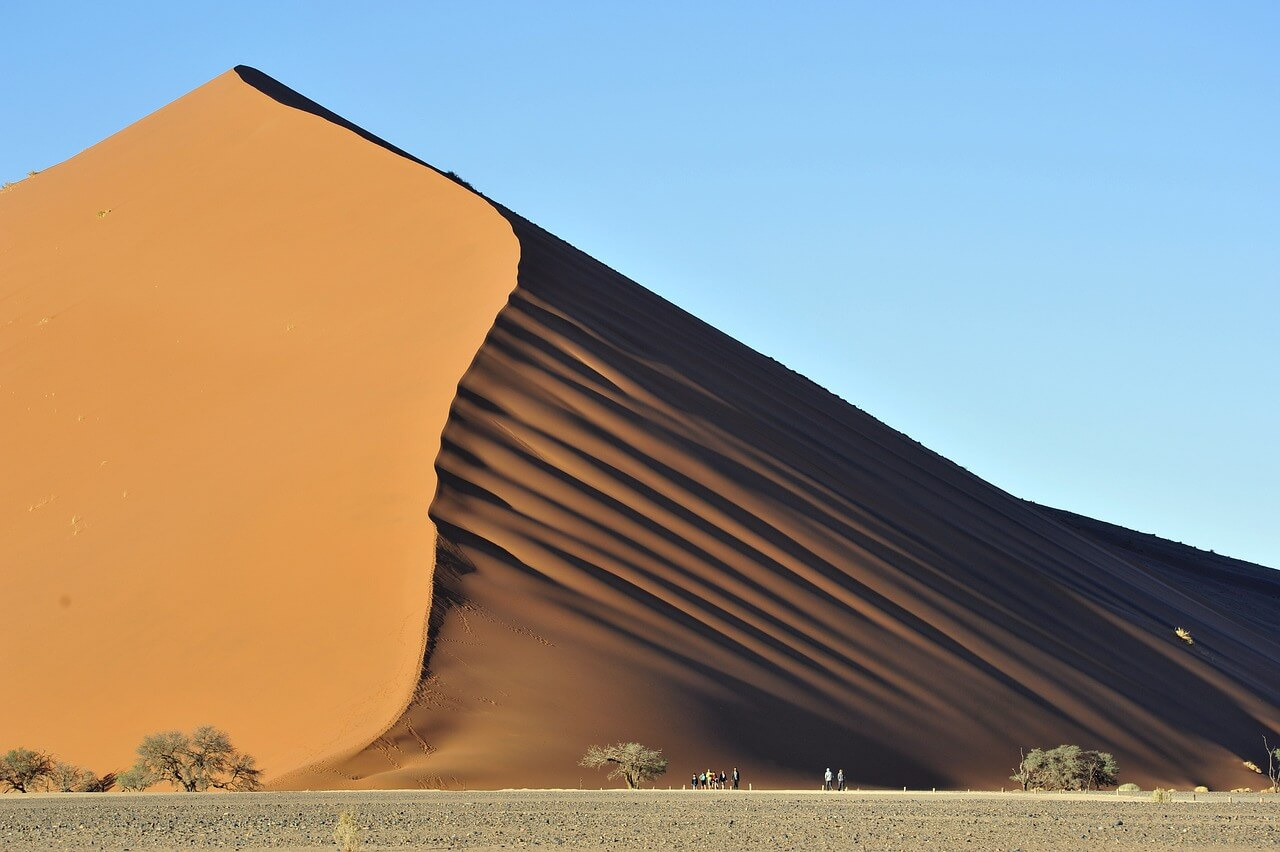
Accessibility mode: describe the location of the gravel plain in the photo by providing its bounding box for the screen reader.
[1,789,1277,851]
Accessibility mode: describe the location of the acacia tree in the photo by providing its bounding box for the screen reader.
[1011,745,1118,791]
[580,742,668,789]
[0,748,54,793]
[1078,749,1119,790]
[50,761,91,792]
[123,726,262,792]
[1043,745,1084,790]
[49,761,117,793]
[1010,748,1047,791]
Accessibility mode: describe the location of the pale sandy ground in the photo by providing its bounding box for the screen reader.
[2,790,1278,851]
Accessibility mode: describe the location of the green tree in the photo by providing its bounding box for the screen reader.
[1042,744,1084,790]
[117,766,152,792]
[123,726,262,792]
[580,742,668,789]
[1011,748,1047,791]
[1012,744,1119,791]
[1079,749,1118,790]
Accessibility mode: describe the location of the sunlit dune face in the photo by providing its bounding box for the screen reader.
[0,69,518,780]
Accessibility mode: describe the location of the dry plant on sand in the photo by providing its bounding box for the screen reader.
[580,742,669,789]
[333,811,361,851]
[1243,738,1280,792]
[1266,736,1280,791]
[118,725,261,792]
[0,748,54,793]
[49,761,116,792]
[1174,626,1194,645]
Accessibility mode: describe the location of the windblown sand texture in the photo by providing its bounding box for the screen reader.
[4,68,1278,793]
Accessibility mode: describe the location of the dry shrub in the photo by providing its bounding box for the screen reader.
[333,811,361,851]
[1151,788,1173,803]
[50,762,91,792]
[123,725,261,792]
[0,749,54,793]
[580,742,669,789]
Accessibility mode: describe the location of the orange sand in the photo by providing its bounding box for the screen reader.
[0,69,517,779]
[4,68,1278,793]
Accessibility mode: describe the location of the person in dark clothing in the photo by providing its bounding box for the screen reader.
[732,767,740,790]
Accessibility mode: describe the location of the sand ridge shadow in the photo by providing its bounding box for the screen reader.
[233,66,431,168]
[232,65,484,196]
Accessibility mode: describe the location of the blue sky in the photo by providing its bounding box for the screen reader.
[5,2,1277,567]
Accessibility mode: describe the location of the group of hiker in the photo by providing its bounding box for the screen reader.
[691,767,740,790]
[687,766,849,791]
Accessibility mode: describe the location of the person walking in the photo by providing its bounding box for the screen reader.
[691,773,698,790]
[837,768,845,791]
[823,767,833,791]
[732,767,740,790]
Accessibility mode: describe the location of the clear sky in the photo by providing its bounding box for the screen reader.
[5,2,1277,568]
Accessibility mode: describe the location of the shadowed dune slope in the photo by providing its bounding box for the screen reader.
[318,207,1280,792]
[0,69,518,779]
[1034,506,1280,647]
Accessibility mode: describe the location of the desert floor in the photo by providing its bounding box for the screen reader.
[1,789,1278,850]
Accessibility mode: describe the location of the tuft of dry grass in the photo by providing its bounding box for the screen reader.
[1174,626,1194,645]
[332,811,360,851]
[1150,788,1173,803]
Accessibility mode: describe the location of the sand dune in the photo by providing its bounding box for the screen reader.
[0,68,518,779]
[4,68,1277,792]
[296,204,1279,791]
